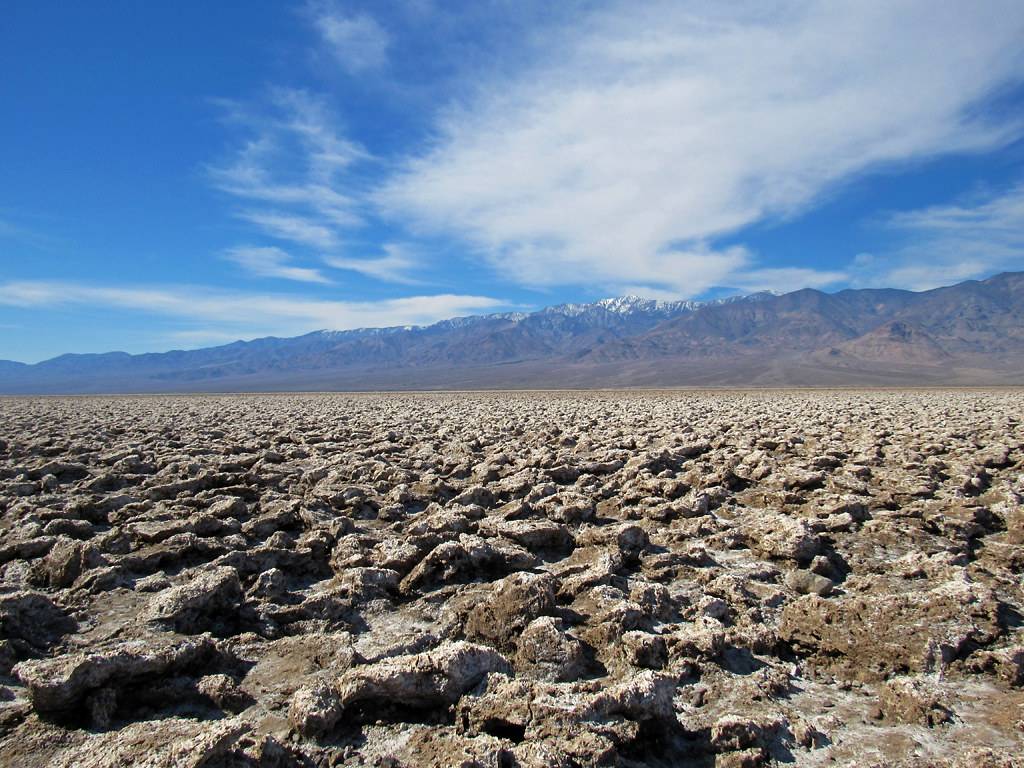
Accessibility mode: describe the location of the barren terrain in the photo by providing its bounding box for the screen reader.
[0,391,1022,767]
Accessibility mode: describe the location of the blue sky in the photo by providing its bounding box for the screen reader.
[2,1,1024,362]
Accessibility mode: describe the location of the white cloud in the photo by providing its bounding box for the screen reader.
[235,211,339,249]
[212,90,368,185]
[311,6,390,74]
[0,280,507,335]
[887,184,1024,238]
[209,89,369,252]
[209,137,361,227]
[377,0,1024,296]
[324,243,422,284]
[851,182,1024,290]
[224,246,331,283]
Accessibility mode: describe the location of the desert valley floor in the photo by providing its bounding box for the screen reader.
[0,391,1022,767]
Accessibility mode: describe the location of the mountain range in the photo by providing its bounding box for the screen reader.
[3,272,1023,393]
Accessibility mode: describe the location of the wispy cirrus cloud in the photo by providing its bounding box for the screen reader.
[0,280,507,336]
[376,0,1024,297]
[308,3,390,74]
[207,2,1024,299]
[223,246,331,284]
[234,211,340,249]
[208,89,369,262]
[887,182,1024,240]
[324,243,422,284]
[209,87,434,288]
[852,181,1024,290]
[209,136,362,227]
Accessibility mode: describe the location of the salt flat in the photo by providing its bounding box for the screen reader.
[0,391,1022,767]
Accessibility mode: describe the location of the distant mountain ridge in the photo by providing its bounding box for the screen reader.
[3,273,1023,392]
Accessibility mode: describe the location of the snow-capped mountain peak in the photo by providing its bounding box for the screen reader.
[545,294,703,318]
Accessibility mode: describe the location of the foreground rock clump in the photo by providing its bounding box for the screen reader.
[0,390,1022,766]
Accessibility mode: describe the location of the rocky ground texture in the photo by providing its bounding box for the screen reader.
[0,391,1022,767]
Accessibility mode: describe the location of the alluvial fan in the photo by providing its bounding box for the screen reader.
[0,391,1022,767]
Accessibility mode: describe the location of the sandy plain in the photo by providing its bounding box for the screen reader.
[0,390,1022,767]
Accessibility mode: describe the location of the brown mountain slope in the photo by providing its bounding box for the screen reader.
[581,272,1024,366]
[579,287,918,361]
[1,272,1023,393]
[812,321,952,366]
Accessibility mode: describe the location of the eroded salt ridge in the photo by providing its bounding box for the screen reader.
[0,391,1022,767]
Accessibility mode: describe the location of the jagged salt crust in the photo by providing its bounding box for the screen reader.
[0,391,1021,767]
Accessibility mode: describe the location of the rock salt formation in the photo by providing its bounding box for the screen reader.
[0,390,1022,766]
